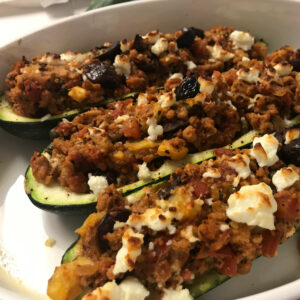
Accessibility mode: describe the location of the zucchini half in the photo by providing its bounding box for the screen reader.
[0,92,138,140]
[25,130,257,214]
[59,193,300,299]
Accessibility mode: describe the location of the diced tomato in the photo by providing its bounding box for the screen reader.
[55,122,75,137]
[212,246,237,277]
[77,127,88,139]
[262,230,281,257]
[192,180,210,199]
[110,99,133,118]
[214,148,233,157]
[275,193,300,219]
[24,79,42,102]
[122,117,142,139]
[181,268,193,281]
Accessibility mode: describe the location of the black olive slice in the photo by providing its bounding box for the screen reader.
[278,138,300,166]
[163,119,189,134]
[84,62,122,88]
[97,42,121,61]
[132,34,146,52]
[289,59,300,72]
[175,76,200,100]
[177,27,196,48]
[97,209,131,252]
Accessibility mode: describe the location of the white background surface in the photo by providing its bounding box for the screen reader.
[0,0,90,47]
[0,0,300,299]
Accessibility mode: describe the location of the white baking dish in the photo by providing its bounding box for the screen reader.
[0,0,299,299]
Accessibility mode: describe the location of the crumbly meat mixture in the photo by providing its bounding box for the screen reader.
[47,138,300,300]
[5,26,266,117]
[31,47,300,194]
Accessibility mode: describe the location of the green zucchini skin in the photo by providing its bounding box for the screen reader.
[25,130,257,214]
[25,167,97,214]
[0,113,77,140]
[61,237,81,264]
[0,92,138,140]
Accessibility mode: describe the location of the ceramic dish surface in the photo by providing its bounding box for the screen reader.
[0,0,300,299]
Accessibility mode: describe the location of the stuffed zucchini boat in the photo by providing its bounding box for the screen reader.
[25,45,300,213]
[47,131,300,300]
[0,92,137,139]
[1,26,266,139]
[24,130,257,213]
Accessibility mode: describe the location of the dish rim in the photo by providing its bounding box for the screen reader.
[1,0,300,299]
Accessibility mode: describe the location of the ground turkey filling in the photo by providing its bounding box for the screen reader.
[5,26,267,117]
[47,137,300,300]
[30,47,300,194]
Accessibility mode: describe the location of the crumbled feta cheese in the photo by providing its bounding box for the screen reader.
[38,54,63,65]
[113,228,144,275]
[148,242,154,251]
[83,277,149,300]
[180,226,198,243]
[198,77,215,94]
[242,56,250,62]
[205,198,213,206]
[127,190,145,204]
[229,30,254,51]
[232,176,240,187]
[114,221,126,230]
[128,208,173,232]
[237,67,260,83]
[272,167,299,192]
[158,92,176,108]
[185,60,197,70]
[147,117,163,141]
[202,167,221,179]
[248,94,262,109]
[225,100,237,110]
[115,114,130,123]
[118,277,149,300]
[113,54,131,78]
[166,240,172,246]
[228,154,251,179]
[226,183,277,230]
[162,286,193,300]
[120,39,130,52]
[169,73,183,80]
[151,37,168,56]
[143,30,160,44]
[285,128,300,144]
[60,52,76,62]
[82,281,121,300]
[250,134,279,167]
[206,44,234,62]
[220,224,230,232]
[87,174,108,195]
[137,93,148,105]
[137,162,152,181]
[274,62,293,77]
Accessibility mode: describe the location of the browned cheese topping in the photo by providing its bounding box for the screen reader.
[5,26,268,117]
[47,139,300,300]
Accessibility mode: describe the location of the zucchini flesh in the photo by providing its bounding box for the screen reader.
[25,130,257,213]
[0,92,138,139]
